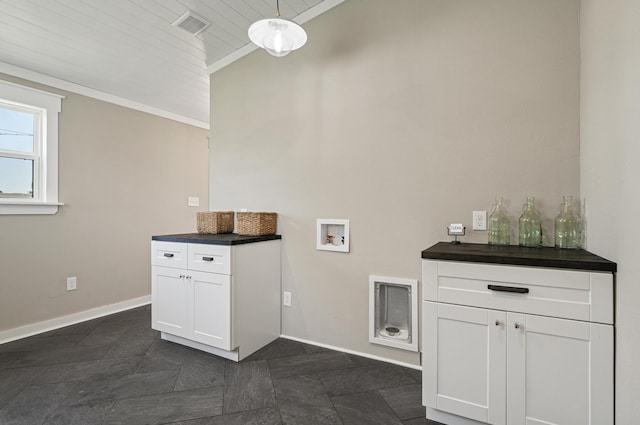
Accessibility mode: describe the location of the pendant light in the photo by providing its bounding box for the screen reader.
[248,0,307,57]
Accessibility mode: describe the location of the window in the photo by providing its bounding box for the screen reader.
[0,80,63,215]
[0,104,40,199]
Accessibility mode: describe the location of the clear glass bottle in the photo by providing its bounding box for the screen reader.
[554,195,581,249]
[519,196,542,247]
[488,196,511,245]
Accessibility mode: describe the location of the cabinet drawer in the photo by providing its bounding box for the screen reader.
[423,260,613,324]
[152,241,188,268]
[188,243,231,275]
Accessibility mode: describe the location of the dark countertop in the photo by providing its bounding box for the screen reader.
[152,233,282,245]
[422,242,616,273]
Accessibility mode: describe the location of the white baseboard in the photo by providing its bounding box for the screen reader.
[0,295,151,344]
[280,334,422,371]
[1,302,422,373]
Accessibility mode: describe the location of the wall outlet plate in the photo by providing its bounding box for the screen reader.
[66,276,77,291]
[283,291,292,307]
[188,196,200,207]
[472,210,487,230]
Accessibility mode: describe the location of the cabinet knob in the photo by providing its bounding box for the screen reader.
[495,320,502,326]
[514,322,522,329]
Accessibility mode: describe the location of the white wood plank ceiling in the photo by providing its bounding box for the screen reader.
[0,0,343,127]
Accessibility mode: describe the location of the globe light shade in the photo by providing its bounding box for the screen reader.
[248,18,307,57]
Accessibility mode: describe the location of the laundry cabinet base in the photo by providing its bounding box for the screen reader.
[151,233,281,361]
[420,242,616,425]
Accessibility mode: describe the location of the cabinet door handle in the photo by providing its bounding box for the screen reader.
[487,284,529,294]
[163,253,174,258]
[202,257,214,262]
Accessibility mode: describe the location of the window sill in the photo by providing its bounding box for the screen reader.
[0,202,64,215]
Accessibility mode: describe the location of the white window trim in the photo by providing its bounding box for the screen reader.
[0,80,64,215]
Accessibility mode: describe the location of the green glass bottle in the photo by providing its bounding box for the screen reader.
[554,195,581,249]
[519,196,542,247]
[488,196,511,245]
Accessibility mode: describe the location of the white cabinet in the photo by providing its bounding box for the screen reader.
[422,250,615,425]
[151,236,281,361]
[423,302,506,425]
[505,312,612,425]
[152,265,231,349]
[190,270,231,349]
[152,265,189,335]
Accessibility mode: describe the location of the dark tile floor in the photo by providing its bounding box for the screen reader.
[0,305,444,425]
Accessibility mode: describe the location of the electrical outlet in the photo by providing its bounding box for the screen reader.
[67,276,77,291]
[188,196,199,207]
[283,291,292,307]
[473,211,487,230]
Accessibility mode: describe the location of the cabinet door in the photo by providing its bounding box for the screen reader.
[189,270,232,350]
[151,265,188,336]
[507,313,614,425]
[423,301,507,425]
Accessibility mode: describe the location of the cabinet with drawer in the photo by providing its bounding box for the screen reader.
[420,242,616,425]
[151,234,281,361]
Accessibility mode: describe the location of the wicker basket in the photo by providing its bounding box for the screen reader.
[197,211,235,234]
[236,212,277,236]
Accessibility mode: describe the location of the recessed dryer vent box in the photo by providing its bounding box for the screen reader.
[369,275,418,352]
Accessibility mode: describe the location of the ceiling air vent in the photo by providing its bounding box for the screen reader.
[172,11,211,36]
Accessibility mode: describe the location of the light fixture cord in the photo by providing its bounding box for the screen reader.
[276,0,281,17]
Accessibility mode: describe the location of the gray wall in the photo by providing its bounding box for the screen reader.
[580,0,640,422]
[0,74,209,332]
[210,0,580,365]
